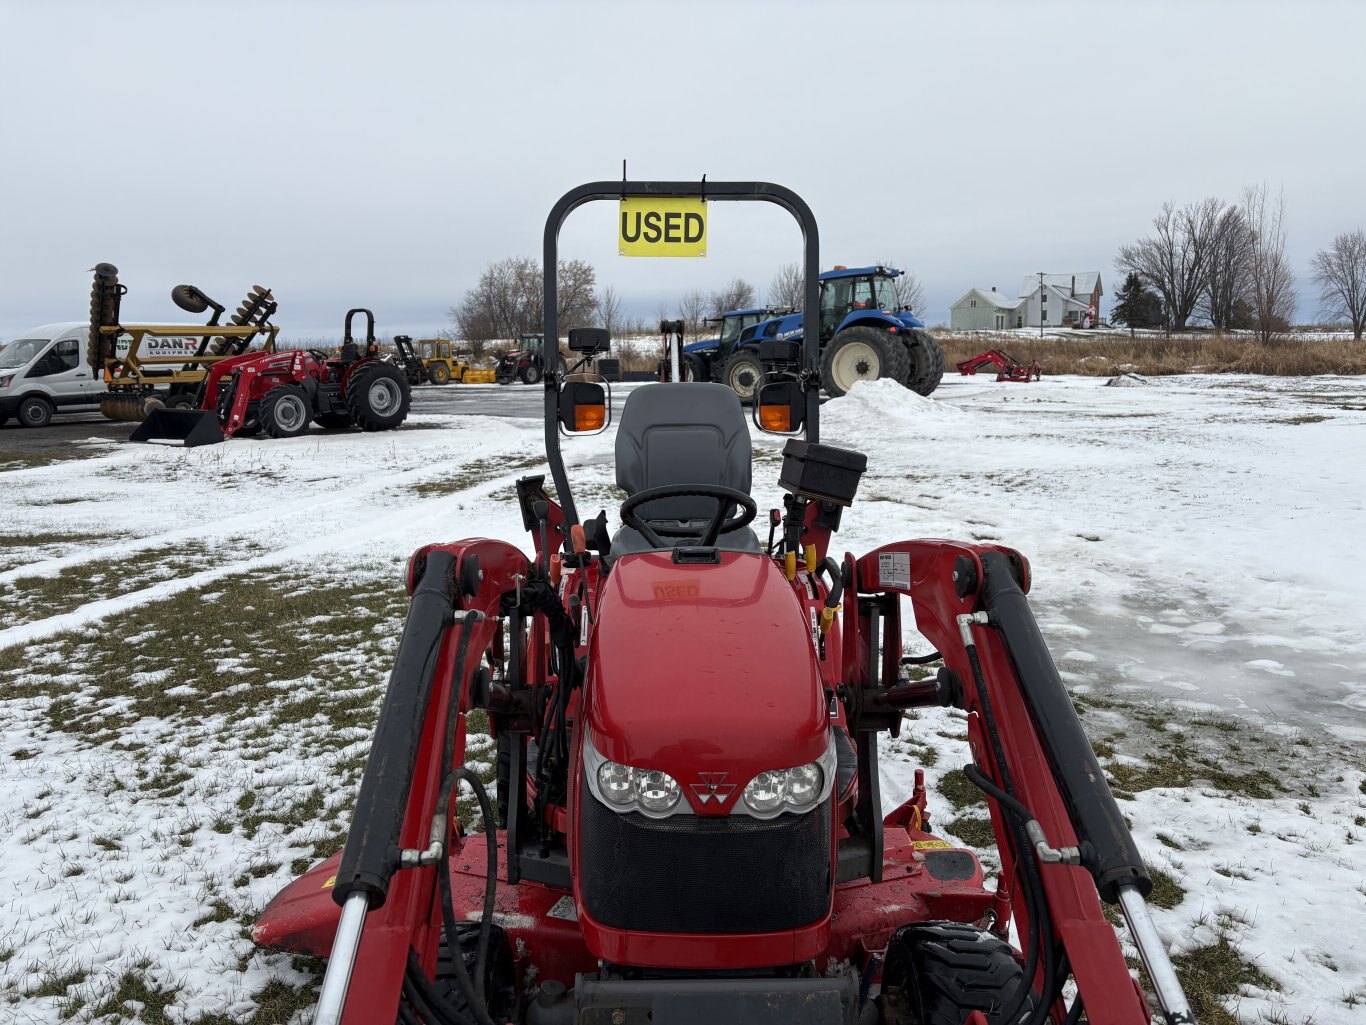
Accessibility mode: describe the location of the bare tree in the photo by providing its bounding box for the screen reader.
[598,284,624,338]
[556,258,599,334]
[768,262,804,309]
[1199,205,1255,330]
[877,259,927,314]
[678,289,707,339]
[450,256,598,348]
[1311,228,1366,340]
[1116,197,1223,330]
[1243,183,1296,341]
[707,277,757,317]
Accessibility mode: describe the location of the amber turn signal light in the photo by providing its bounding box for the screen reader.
[758,405,791,432]
[575,406,606,431]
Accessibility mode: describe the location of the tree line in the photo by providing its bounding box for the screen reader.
[1112,186,1366,340]
[448,258,928,355]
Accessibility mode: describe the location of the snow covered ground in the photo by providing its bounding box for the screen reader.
[1,373,1364,1023]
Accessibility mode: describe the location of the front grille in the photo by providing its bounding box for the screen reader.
[580,788,831,934]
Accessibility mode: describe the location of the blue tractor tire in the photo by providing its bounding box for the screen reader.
[821,326,909,397]
[906,330,946,396]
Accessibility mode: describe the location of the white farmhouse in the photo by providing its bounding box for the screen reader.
[1017,273,1103,328]
[949,288,1026,331]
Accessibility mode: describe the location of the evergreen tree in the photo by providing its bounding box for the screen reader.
[1110,272,1164,336]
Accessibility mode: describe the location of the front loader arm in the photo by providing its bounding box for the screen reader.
[854,540,1192,1025]
[256,539,529,1025]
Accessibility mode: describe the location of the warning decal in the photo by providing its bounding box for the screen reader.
[878,551,911,591]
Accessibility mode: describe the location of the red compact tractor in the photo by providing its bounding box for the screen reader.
[956,349,1043,383]
[133,308,411,445]
[252,182,1192,1025]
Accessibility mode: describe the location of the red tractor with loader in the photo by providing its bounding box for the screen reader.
[133,308,411,446]
[252,182,1193,1025]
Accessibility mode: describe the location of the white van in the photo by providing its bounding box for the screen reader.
[0,322,102,428]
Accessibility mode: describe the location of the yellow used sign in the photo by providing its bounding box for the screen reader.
[619,197,706,257]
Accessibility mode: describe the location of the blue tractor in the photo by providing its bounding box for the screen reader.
[682,306,792,389]
[732,266,945,400]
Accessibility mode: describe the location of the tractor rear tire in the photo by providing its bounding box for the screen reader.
[346,362,411,432]
[822,326,909,397]
[724,351,764,404]
[428,362,451,385]
[879,922,1033,1025]
[432,923,517,1024]
[685,354,708,384]
[260,384,313,439]
[906,331,946,397]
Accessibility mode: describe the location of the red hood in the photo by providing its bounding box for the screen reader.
[586,551,828,813]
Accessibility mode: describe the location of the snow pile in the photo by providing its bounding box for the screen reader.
[1105,372,1150,386]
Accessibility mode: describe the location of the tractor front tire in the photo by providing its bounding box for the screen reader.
[906,330,946,397]
[685,354,708,384]
[17,396,54,429]
[346,362,411,431]
[428,362,451,385]
[879,922,1033,1025]
[432,923,517,1024]
[822,326,909,398]
[260,384,313,439]
[522,363,543,386]
[724,351,764,404]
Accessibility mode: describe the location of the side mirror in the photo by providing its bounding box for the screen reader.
[559,378,611,434]
[568,327,611,354]
[753,377,805,435]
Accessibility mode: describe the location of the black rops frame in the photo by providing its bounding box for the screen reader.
[543,181,821,529]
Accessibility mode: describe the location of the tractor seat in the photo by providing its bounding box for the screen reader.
[610,383,762,557]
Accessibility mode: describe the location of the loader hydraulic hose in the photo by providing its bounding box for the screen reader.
[978,551,1151,903]
[334,550,458,910]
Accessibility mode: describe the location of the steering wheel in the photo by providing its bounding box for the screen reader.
[620,485,758,550]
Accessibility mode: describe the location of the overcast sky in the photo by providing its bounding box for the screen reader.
[3,0,1364,342]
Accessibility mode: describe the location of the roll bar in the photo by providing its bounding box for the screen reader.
[542,180,821,527]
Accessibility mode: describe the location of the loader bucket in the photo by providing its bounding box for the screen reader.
[129,408,224,447]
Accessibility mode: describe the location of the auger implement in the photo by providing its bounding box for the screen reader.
[252,181,1191,1025]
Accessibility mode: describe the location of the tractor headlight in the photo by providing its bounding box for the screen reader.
[634,769,681,813]
[784,762,824,810]
[742,770,787,814]
[742,762,825,816]
[597,761,636,806]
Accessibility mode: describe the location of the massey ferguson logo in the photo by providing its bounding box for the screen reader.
[690,772,736,804]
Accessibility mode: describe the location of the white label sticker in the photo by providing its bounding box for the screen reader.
[547,895,578,921]
[878,552,911,591]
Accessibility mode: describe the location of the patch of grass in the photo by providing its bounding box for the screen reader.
[1105,756,1281,799]
[936,330,1366,378]
[407,454,546,498]
[89,967,179,1024]
[0,450,109,473]
[936,768,985,810]
[9,747,37,760]
[1156,832,1183,850]
[944,814,996,849]
[1165,935,1280,1025]
[33,966,88,998]
[1146,866,1186,909]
